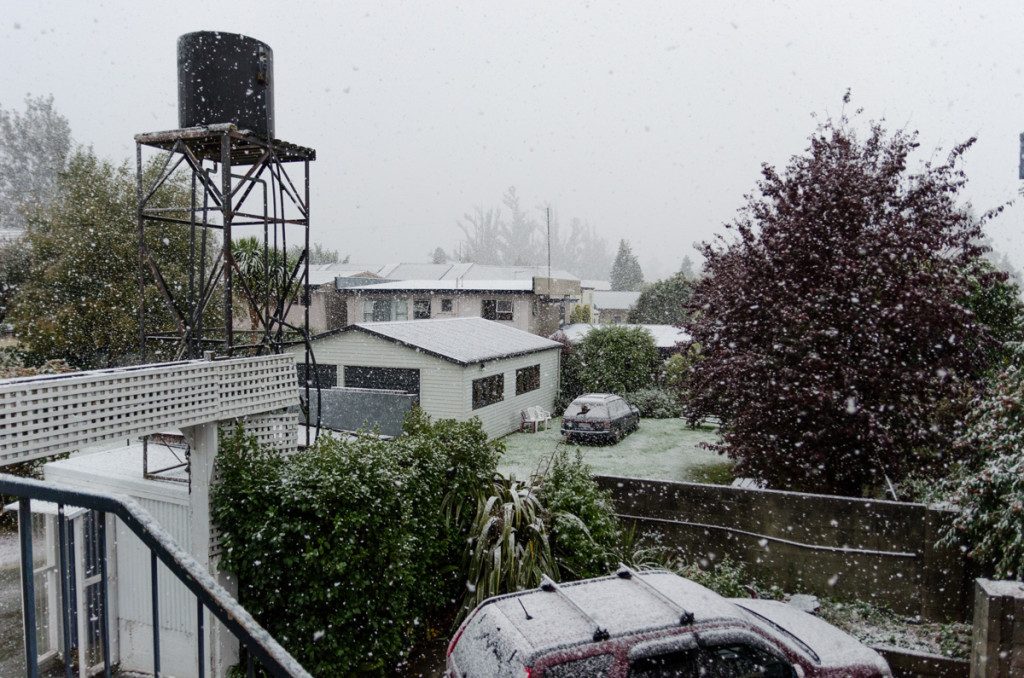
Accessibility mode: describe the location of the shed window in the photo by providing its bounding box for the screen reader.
[441,298,453,312]
[516,365,540,395]
[413,299,431,319]
[296,363,338,389]
[472,374,504,409]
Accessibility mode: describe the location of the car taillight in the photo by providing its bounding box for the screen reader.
[603,421,610,429]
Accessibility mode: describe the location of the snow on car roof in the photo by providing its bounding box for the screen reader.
[350,317,562,365]
[485,571,739,659]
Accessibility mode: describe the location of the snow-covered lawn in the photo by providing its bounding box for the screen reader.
[498,417,728,482]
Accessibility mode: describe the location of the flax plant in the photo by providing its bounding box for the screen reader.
[455,473,556,622]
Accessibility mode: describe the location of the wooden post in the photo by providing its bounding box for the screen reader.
[971,579,1024,678]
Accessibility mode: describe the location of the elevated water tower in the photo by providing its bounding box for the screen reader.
[135,31,316,361]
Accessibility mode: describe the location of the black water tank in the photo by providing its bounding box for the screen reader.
[177,31,275,138]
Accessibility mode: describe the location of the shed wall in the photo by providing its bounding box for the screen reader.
[296,333,559,439]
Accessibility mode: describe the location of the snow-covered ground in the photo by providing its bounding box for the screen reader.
[498,417,724,482]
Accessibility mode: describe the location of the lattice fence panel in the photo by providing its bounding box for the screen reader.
[0,355,299,466]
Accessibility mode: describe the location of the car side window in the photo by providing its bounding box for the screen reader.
[699,642,794,678]
[628,647,700,677]
[540,653,614,677]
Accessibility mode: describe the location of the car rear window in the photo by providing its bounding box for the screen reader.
[564,403,609,418]
[450,608,528,678]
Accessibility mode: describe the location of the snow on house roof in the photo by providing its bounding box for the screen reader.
[345,317,562,365]
[343,279,535,293]
[555,323,691,350]
[375,262,581,282]
[593,290,642,309]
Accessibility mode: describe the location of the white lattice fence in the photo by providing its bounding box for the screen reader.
[0,355,299,466]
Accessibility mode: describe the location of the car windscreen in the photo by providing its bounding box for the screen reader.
[564,403,609,418]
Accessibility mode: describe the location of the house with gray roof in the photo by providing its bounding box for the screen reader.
[289,317,561,439]
[334,276,582,337]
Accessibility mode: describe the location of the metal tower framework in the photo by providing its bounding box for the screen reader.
[135,123,316,361]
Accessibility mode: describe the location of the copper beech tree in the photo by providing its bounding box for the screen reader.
[684,108,1004,496]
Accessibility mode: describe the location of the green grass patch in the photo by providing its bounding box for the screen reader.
[499,418,729,483]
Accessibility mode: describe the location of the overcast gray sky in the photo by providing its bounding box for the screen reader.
[4,0,1024,280]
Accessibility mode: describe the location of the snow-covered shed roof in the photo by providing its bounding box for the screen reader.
[556,323,691,350]
[326,317,561,365]
[593,290,642,309]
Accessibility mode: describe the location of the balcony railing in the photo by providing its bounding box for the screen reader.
[1,473,311,678]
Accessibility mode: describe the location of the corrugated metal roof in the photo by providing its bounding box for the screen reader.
[344,279,534,292]
[351,317,561,365]
[555,323,691,349]
[594,290,642,308]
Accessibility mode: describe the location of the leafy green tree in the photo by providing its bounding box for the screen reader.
[456,187,613,278]
[287,241,341,266]
[569,303,592,324]
[0,95,72,231]
[684,105,1002,496]
[10,148,194,368]
[959,259,1024,371]
[940,355,1024,579]
[610,239,644,291]
[429,246,449,264]
[564,325,659,402]
[0,238,31,324]
[628,273,692,325]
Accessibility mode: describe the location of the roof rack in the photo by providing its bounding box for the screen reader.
[616,565,696,625]
[540,575,610,642]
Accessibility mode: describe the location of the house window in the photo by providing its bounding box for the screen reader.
[516,365,540,395]
[413,299,431,319]
[472,374,504,409]
[363,299,408,322]
[482,299,513,321]
[441,298,453,313]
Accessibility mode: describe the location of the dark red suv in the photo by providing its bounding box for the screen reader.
[446,568,892,677]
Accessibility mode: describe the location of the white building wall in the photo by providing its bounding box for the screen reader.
[115,494,197,678]
[45,454,200,677]
[295,333,560,439]
[344,293,533,333]
[458,348,559,439]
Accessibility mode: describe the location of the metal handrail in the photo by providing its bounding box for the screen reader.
[0,473,312,678]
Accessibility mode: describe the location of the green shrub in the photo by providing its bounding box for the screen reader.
[212,411,500,676]
[624,387,681,418]
[539,448,621,579]
[672,556,752,599]
[559,325,660,407]
[938,360,1024,580]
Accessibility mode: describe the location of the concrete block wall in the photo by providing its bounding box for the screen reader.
[596,475,972,622]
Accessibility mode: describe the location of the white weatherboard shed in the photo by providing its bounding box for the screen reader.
[295,317,561,439]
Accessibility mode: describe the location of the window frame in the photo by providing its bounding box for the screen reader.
[472,373,505,409]
[413,298,431,319]
[482,298,514,322]
[516,364,541,395]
